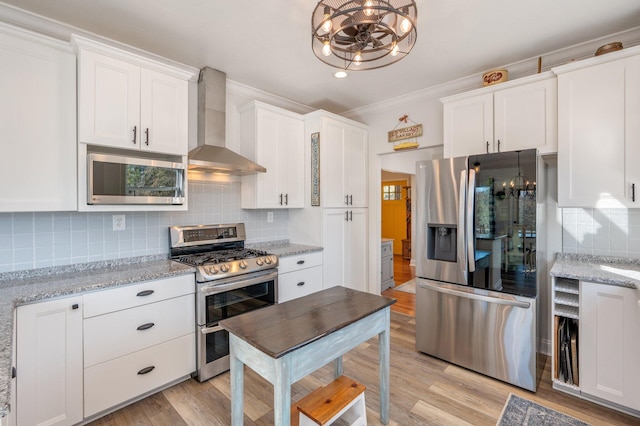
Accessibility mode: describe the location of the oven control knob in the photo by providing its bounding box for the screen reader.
[220,264,230,273]
[265,256,273,265]
[239,260,248,269]
[256,258,264,266]
[208,266,219,274]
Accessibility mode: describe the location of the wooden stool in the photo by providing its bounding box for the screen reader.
[293,375,367,426]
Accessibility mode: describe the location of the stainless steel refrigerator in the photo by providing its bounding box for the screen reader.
[415,149,540,391]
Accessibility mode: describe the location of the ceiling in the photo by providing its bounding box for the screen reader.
[3,0,640,113]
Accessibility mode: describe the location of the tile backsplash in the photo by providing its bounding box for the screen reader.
[0,179,288,272]
[562,208,640,258]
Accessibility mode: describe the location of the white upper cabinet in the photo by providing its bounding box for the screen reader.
[554,46,640,208]
[73,35,192,156]
[0,24,76,212]
[240,101,305,209]
[443,72,557,158]
[305,111,368,208]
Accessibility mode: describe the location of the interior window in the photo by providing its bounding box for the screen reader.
[382,185,402,200]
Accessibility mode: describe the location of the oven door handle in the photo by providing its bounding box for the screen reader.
[199,269,278,295]
[201,324,224,335]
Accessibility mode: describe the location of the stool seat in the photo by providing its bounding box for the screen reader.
[293,375,367,426]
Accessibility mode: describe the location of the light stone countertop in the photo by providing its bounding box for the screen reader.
[0,255,195,418]
[247,240,323,258]
[550,253,640,289]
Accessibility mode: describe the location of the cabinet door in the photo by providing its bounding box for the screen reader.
[279,116,305,208]
[16,296,83,426]
[0,28,76,212]
[443,93,493,158]
[494,78,557,154]
[78,50,141,149]
[322,120,347,207]
[557,56,640,207]
[322,209,348,288]
[345,126,368,207]
[345,208,368,292]
[254,109,282,208]
[140,68,188,155]
[580,281,640,411]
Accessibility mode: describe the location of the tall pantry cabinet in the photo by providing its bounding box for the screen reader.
[289,111,369,293]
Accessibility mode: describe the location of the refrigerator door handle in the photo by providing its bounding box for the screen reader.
[458,170,468,279]
[467,168,476,273]
[417,280,531,309]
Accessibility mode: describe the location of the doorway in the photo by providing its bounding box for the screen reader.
[381,171,414,285]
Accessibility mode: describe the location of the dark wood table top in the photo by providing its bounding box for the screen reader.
[219,286,396,359]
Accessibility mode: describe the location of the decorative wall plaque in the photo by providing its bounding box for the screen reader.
[311,132,320,206]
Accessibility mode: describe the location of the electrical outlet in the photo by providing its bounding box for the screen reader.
[112,214,126,231]
[267,211,274,223]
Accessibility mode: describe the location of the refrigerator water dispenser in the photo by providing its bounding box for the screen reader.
[428,225,457,262]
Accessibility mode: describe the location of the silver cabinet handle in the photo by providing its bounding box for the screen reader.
[497,139,501,152]
[285,194,288,205]
[344,195,349,205]
[279,194,283,205]
[296,260,305,265]
[132,126,137,144]
[297,281,305,286]
[633,183,636,202]
[345,211,349,221]
[349,210,353,221]
[486,141,489,153]
[136,290,154,297]
[145,128,149,145]
[349,195,353,205]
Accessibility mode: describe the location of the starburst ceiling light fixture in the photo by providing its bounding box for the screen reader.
[312,0,417,72]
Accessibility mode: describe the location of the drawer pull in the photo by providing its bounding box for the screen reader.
[137,366,155,375]
[136,290,154,297]
[297,281,305,286]
[137,322,155,331]
[296,260,305,265]
[72,303,79,310]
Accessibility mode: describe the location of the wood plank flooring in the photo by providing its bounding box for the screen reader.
[88,309,639,426]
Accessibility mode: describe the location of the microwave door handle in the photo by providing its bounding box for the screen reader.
[467,169,476,273]
[458,170,468,280]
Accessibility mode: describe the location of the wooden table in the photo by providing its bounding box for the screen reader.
[219,286,396,425]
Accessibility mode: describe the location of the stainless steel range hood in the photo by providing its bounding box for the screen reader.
[188,67,266,175]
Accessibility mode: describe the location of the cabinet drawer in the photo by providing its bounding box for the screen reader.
[84,294,194,367]
[278,265,323,303]
[84,333,195,417]
[83,274,194,318]
[278,251,322,274]
[381,241,393,257]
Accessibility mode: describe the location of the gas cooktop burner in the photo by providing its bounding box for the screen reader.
[176,248,269,266]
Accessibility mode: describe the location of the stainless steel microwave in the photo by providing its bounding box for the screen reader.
[87,153,185,205]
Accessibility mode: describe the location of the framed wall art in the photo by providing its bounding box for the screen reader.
[311,132,320,206]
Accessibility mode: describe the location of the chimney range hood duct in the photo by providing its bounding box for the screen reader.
[188,67,266,175]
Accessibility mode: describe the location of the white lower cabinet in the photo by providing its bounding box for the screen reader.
[277,251,323,303]
[16,296,84,426]
[580,281,640,411]
[84,334,195,417]
[82,274,195,418]
[322,208,368,292]
[13,274,195,424]
[381,239,394,291]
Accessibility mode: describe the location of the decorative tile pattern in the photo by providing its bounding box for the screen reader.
[311,132,320,206]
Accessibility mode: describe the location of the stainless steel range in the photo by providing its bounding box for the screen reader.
[169,223,278,381]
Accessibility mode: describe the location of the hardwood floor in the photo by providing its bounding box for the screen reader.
[88,311,638,426]
[382,255,415,317]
